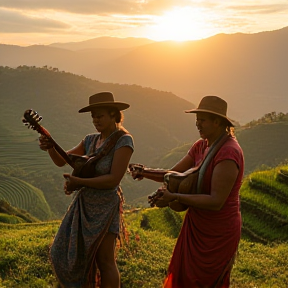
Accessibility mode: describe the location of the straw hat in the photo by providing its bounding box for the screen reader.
[79,92,130,113]
[185,95,234,126]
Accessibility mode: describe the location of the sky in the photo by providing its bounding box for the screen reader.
[0,0,288,46]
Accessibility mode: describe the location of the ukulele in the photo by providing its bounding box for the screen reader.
[128,163,199,209]
[22,109,100,178]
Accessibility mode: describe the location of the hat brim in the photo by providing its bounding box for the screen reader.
[79,102,130,113]
[185,108,235,127]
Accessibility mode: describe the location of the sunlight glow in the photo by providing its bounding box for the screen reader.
[146,7,215,41]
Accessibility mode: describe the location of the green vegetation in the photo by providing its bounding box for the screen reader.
[0,199,39,224]
[244,111,288,128]
[1,66,288,287]
[0,164,288,287]
[0,221,59,288]
[0,174,52,221]
[236,122,288,174]
[240,165,288,244]
[0,207,288,288]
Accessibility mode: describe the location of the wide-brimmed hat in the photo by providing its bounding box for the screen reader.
[185,95,234,126]
[79,91,130,113]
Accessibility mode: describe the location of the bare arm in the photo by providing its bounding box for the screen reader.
[39,135,85,167]
[158,159,239,211]
[171,154,195,172]
[130,153,195,182]
[64,146,133,191]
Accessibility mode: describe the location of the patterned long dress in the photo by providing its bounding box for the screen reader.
[50,131,134,288]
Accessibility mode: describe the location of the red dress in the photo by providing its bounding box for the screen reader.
[163,136,244,288]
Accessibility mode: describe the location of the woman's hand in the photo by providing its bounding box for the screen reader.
[63,173,81,195]
[38,135,54,151]
[157,186,177,204]
[128,163,144,180]
[148,186,176,208]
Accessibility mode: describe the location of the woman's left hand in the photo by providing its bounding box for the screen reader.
[63,173,80,195]
[151,186,176,207]
[157,187,176,203]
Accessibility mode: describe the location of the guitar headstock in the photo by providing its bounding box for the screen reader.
[22,109,43,134]
[128,163,145,173]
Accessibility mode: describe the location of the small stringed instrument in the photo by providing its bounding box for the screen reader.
[128,164,199,209]
[22,109,100,178]
[128,133,230,209]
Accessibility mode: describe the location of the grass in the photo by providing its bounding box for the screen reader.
[0,222,59,288]
[0,209,288,288]
[232,241,288,288]
[239,165,288,243]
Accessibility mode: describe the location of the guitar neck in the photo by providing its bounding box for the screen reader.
[52,140,75,168]
[140,168,170,182]
[40,127,75,168]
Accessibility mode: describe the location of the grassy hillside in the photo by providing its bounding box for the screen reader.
[0,206,287,288]
[0,164,288,287]
[0,174,52,221]
[0,199,39,224]
[240,166,288,243]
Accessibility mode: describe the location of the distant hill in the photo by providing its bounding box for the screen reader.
[237,122,288,174]
[0,66,197,164]
[0,27,287,124]
[152,122,288,175]
[0,66,197,215]
[49,36,155,51]
[1,66,288,218]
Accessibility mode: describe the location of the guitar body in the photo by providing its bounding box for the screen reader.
[69,154,97,178]
[129,164,199,210]
[155,168,199,210]
[164,166,199,194]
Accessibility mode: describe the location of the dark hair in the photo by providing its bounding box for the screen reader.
[208,114,235,136]
[92,106,129,133]
[105,106,124,124]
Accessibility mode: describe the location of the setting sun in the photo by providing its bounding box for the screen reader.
[146,6,215,41]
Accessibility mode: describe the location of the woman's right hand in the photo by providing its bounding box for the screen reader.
[128,163,144,180]
[38,135,54,151]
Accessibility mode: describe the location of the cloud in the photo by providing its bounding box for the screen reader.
[229,3,288,15]
[0,8,69,33]
[0,0,287,45]
[0,0,197,36]
[0,0,196,15]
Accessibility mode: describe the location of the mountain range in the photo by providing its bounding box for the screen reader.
[1,26,287,124]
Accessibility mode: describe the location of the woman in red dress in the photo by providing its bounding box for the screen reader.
[131,95,244,288]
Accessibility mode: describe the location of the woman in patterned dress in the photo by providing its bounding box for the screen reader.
[130,96,244,288]
[39,91,134,288]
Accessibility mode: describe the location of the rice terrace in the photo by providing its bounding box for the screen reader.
[0,67,288,287]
